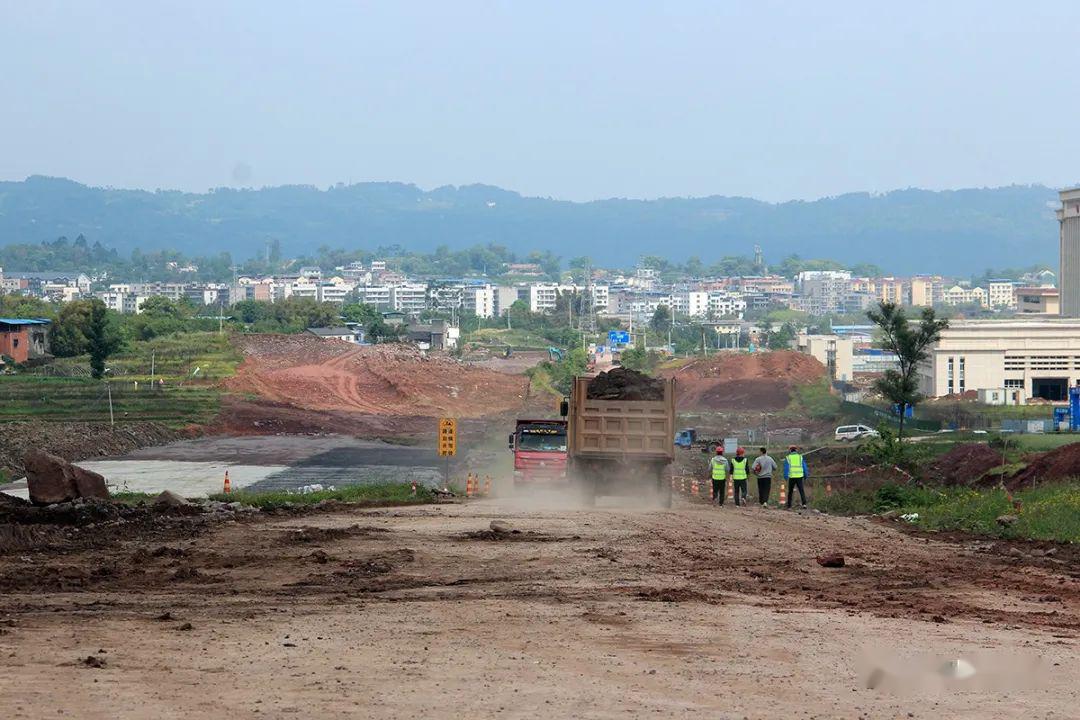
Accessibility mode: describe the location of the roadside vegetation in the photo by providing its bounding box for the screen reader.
[811,479,1080,543]
[209,482,433,509]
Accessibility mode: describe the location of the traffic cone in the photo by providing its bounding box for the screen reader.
[465,473,475,498]
[826,480,833,497]
[691,478,699,497]
[483,475,492,497]
[223,470,231,495]
[411,480,418,497]
[779,482,787,506]
[727,481,734,501]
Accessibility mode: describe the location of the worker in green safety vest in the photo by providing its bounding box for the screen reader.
[709,448,729,506]
[730,447,750,507]
[783,445,809,508]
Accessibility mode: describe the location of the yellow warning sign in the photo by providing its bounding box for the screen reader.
[438,417,457,457]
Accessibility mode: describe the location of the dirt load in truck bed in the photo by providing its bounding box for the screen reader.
[586,367,665,401]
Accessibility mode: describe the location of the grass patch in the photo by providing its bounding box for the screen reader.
[0,332,241,426]
[108,491,160,504]
[209,482,433,509]
[813,480,1080,543]
[785,379,842,421]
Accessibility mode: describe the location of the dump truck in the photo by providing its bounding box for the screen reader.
[508,418,569,485]
[565,370,676,507]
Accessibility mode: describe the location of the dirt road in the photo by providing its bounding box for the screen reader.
[1,496,1077,719]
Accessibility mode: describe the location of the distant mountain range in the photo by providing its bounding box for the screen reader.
[0,176,1061,274]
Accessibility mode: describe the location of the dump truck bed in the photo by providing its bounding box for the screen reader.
[567,376,676,462]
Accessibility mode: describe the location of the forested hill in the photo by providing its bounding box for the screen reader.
[0,176,1060,274]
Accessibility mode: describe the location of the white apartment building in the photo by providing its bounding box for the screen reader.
[987,280,1017,309]
[354,285,392,308]
[671,291,709,318]
[99,291,148,314]
[943,285,989,308]
[797,270,852,314]
[390,283,428,314]
[523,283,559,313]
[919,319,1080,401]
[463,285,496,319]
[707,291,747,319]
[318,281,354,304]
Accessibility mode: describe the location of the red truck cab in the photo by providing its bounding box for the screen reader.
[509,419,569,484]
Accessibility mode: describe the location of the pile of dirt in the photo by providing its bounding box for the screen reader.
[0,422,185,478]
[663,351,827,411]
[586,368,665,401]
[930,443,1004,485]
[1011,442,1080,487]
[226,335,528,419]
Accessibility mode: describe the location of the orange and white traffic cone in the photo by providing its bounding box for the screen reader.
[779,482,787,506]
[691,478,699,497]
[826,480,833,497]
[411,480,418,496]
[223,470,231,495]
[727,481,734,502]
[465,473,475,498]
[483,475,492,497]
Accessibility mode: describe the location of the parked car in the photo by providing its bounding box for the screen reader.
[834,424,880,442]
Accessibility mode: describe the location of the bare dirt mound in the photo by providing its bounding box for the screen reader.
[1011,442,1080,488]
[227,335,528,419]
[930,443,1004,485]
[0,422,185,478]
[662,351,827,411]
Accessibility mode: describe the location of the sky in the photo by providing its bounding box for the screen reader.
[2,1,1079,203]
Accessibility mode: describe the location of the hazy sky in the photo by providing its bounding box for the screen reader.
[2,1,1079,202]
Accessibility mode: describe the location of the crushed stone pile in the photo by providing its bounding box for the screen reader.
[586,368,665,401]
[663,351,827,411]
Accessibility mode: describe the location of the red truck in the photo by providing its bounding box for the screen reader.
[508,419,569,484]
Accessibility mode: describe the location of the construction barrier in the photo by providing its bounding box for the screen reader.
[223,470,231,495]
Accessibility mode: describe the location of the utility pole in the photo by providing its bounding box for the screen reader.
[107,381,114,427]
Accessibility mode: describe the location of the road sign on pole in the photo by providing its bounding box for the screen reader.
[438,418,457,457]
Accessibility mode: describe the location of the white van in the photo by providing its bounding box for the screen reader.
[834,424,879,442]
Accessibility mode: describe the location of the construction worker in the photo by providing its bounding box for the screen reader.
[752,446,777,507]
[783,445,809,508]
[730,447,749,507]
[709,448,729,506]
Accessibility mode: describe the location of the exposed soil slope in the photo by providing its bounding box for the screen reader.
[227,335,528,419]
[663,350,827,411]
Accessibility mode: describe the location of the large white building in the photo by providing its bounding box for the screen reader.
[523,283,559,313]
[463,285,496,319]
[919,319,1080,401]
[1060,188,1080,316]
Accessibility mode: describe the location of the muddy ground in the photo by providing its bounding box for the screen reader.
[0,495,1076,719]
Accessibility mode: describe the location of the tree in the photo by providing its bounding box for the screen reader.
[764,321,797,350]
[86,299,121,379]
[650,305,672,336]
[866,301,948,439]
